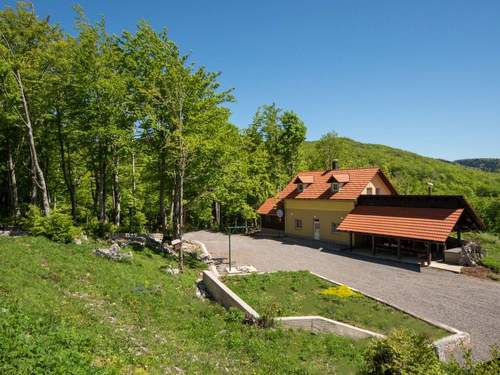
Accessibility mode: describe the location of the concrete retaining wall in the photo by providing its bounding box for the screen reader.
[434,332,471,363]
[202,271,259,318]
[276,316,385,339]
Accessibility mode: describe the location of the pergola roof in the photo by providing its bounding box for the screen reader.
[338,195,485,242]
[337,205,464,242]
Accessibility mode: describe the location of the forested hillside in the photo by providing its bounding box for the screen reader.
[455,158,500,173]
[300,134,500,234]
[0,3,305,237]
[1,3,499,239]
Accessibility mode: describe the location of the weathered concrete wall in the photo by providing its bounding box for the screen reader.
[434,332,472,363]
[202,271,259,319]
[276,316,385,340]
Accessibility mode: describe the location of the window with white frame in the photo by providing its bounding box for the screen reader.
[375,187,381,195]
[297,183,304,192]
[366,187,373,195]
[331,182,340,193]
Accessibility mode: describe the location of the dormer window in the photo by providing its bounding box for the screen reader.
[331,182,341,193]
[294,175,313,192]
[327,173,349,194]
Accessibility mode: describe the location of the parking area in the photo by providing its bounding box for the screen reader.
[185,230,500,360]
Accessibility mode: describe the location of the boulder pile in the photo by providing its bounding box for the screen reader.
[94,243,133,261]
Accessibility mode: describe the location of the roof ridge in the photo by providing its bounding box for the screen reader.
[297,167,380,174]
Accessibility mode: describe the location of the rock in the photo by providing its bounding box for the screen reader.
[459,241,484,266]
[163,266,180,275]
[94,243,133,261]
[74,238,82,245]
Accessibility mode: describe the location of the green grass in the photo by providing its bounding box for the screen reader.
[224,271,449,341]
[0,236,368,374]
[464,232,500,273]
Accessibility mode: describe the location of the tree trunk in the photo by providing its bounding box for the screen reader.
[14,70,50,215]
[97,143,107,223]
[6,143,20,218]
[56,110,77,220]
[130,152,136,231]
[158,152,167,232]
[30,151,38,204]
[112,153,121,226]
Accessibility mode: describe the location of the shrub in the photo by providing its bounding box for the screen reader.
[444,346,500,375]
[362,329,444,375]
[87,219,116,239]
[43,211,81,243]
[22,205,81,243]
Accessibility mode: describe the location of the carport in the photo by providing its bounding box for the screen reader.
[337,195,485,265]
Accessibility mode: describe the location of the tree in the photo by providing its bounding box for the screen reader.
[0,3,62,215]
[279,111,306,177]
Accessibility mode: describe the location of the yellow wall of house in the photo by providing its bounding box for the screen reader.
[284,199,355,244]
[361,173,393,195]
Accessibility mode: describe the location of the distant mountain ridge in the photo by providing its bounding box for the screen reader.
[454,159,500,173]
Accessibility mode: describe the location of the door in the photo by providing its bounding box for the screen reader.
[313,219,320,240]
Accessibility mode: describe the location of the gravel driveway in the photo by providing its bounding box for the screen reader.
[185,230,500,360]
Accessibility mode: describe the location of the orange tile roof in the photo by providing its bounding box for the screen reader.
[337,205,464,242]
[257,167,397,215]
[257,197,282,215]
[280,168,394,201]
[330,173,350,183]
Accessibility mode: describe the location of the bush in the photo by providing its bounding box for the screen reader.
[444,347,500,375]
[362,329,444,375]
[87,219,116,239]
[22,205,81,243]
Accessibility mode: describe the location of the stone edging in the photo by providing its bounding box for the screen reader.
[275,316,385,340]
[190,239,219,276]
[309,271,471,362]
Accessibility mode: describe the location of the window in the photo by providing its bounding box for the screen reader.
[295,219,302,229]
[297,183,304,192]
[331,182,340,193]
[375,187,381,195]
[331,223,337,234]
[366,187,373,195]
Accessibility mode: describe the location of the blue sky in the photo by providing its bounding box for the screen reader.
[5,1,500,160]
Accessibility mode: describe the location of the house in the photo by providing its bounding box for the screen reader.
[257,162,484,262]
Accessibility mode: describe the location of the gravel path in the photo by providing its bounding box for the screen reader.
[184,230,500,360]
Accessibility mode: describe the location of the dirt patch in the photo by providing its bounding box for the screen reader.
[462,266,499,281]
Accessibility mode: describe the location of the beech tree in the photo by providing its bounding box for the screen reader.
[0,3,61,215]
[0,3,309,243]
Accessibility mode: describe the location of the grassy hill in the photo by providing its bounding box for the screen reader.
[0,236,367,374]
[455,159,500,173]
[302,137,500,234]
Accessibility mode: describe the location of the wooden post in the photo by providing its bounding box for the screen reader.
[349,232,353,251]
[397,238,401,259]
[371,235,375,255]
[457,230,462,242]
[426,242,431,265]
